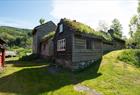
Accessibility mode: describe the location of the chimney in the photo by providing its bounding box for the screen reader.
[108,29,114,37]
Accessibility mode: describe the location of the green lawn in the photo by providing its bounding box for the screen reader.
[0,50,140,95]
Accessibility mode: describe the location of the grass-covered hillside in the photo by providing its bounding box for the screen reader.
[118,49,140,67]
[0,26,32,49]
[0,49,140,95]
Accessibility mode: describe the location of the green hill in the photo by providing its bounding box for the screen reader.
[0,26,32,49]
[0,49,140,95]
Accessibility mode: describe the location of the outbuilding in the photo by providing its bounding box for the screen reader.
[0,38,6,67]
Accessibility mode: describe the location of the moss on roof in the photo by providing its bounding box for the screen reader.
[63,18,112,41]
[41,31,55,42]
[98,31,112,41]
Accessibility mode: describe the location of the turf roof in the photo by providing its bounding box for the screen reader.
[63,18,112,41]
[41,31,55,42]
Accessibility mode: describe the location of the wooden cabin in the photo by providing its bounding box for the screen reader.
[32,18,125,70]
[54,19,103,70]
[32,21,56,55]
[53,19,125,70]
[0,38,6,68]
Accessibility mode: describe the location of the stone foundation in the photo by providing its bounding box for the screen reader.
[55,58,99,71]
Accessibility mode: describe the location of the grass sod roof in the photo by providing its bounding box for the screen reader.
[41,31,55,42]
[112,33,125,42]
[63,18,112,41]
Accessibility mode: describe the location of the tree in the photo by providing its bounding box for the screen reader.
[98,20,109,32]
[110,18,123,38]
[134,31,140,48]
[128,0,140,48]
[137,0,140,14]
[39,18,45,25]
[129,15,138,37]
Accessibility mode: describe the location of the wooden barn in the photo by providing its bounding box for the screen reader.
[0,38,6,68]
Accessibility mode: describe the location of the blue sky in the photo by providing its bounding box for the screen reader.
[0,0,138,36]
[0,0,56,28]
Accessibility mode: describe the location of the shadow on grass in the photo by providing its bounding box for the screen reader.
[5,59,51,67]
[0,58,102,95]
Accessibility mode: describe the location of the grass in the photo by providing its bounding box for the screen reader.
[41,31,55,42]
[118,49,140,67]
[0,50,140,95]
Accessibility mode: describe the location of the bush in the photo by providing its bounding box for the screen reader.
[19,54,39,61]
[118,49,140,67]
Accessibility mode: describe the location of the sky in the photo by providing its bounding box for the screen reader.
[0,0,138,37]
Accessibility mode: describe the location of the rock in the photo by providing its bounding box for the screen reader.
[74,84,102,95]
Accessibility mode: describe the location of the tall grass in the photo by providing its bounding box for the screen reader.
[118,49,140,67]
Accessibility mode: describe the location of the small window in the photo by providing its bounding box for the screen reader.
[57,39,66,51]
[59,24,63,33]
[86,40,92,49]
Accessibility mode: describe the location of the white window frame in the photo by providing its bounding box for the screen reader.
[57,39,66,51]
[59,24,63,33]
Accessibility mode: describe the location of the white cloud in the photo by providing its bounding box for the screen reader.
[51,0,138,37]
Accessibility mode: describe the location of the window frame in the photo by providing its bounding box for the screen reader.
[57,38,66,51]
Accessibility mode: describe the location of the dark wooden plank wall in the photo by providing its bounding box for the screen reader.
[103,42,113,53]
[113,39,125,50]
[54,22,73,61]
[72,35,103,63]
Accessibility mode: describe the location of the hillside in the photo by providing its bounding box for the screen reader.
[0,26,32,49]
[0,50,140,95]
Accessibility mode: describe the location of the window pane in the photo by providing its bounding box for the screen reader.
[59,24,63,33]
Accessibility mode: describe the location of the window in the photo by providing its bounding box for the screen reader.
[86,39,92,49]
[57,39,66,51]
[59,24,63,33]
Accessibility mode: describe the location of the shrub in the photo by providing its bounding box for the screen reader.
[19,54,39,61]
[118,49,140,67]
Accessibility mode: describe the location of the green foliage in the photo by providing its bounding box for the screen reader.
[125,38,134,48]
[118,49,140,67]
[12,47,32,58]
[39,18,45,25]
[110,18,123,38]
[64,19,94,33]
[63,19,112,41]
[98,31,112,41]
[133,30,140,48]
[128,1,140,48]
[129,15,138,37]
[0,26,32,49]
[19,54,39,61]
[137,0,140,13]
